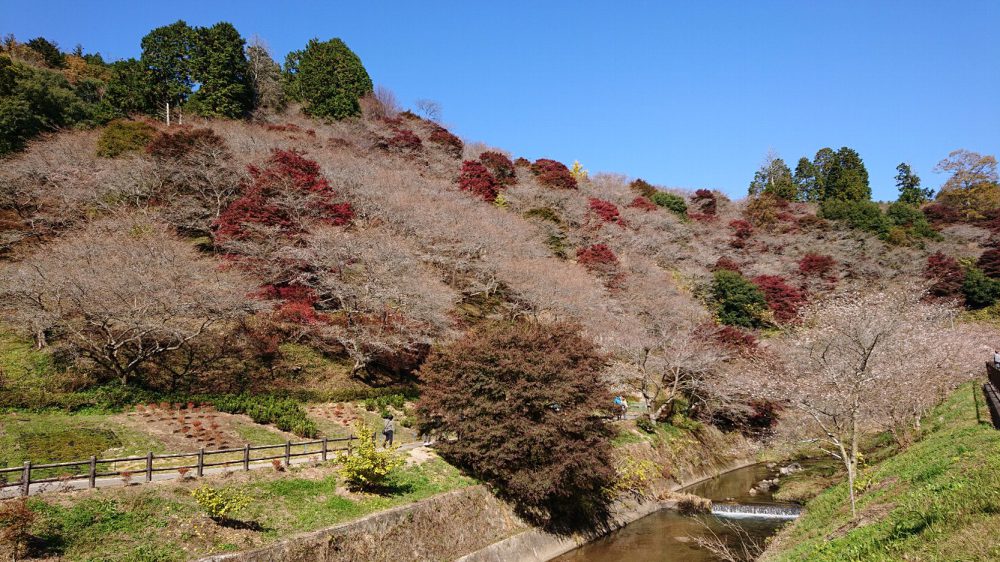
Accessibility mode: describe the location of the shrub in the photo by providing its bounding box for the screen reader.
[798,253,836,278]
[147,127,226,159]
[338,420,404,491]
[691,189,718,215]
[457,160,500,201]
[429,126,463,158]
[977,248,1000,280]
[211,394,317,437]
[651,191,687,216]
[710,324,758,351]
[729,219,753,248]
[751,275,805,323]
[744,193,785,227]
[587,197,622,225]
[962,267,1000,309]
[712,270,769,328]
[479,151,517,185]
[524,207,563,224]
[383,129,422,153]
[513,157,530,167]
[416,321,615,525]
[885,202,939,242]
[96,120,156,158]
[610,456,659,498]
[576,243,619,274]
[191,485,252,521]
[362,393,406,411]
[627,196,657,211]
[713,257,742,274]
[629,178,657,199]
[925,252,965,300]
[530,158,577,189]
[0,498,35,560]
[570,160,588,181]
[215,149,353,243]
[818,199,889,234]
[635,416,656,434]
[922,202,961,225]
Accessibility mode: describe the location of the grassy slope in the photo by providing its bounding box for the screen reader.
[24,458,473,561]
[764,384,1000,561]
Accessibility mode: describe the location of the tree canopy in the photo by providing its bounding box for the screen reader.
[284,38,373,120]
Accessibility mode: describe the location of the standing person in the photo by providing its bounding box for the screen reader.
[621,398,629,420]
[614,395,623,420]
[382,414,395,448]
[994,349,1000,369]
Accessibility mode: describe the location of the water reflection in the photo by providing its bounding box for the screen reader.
[552,463,799,562]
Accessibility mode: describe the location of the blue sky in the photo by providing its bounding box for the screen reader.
[3,1,998,200]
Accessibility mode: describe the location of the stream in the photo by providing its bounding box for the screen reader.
[553,463,802,561]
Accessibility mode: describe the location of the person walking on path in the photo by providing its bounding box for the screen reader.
[621,398,629,420]
[382,414,395,448]
[994,349,1000,369]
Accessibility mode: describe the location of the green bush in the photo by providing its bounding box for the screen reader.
[962,267,1000,309]
[338,420,404,491]
[96,120,156,157]
[650,191,688,216]
[191,485,252,521]
[819,199,888,234]
[635,416,656,434]
[362,393,406,412]
[712,270,769,328]
[211,395,317,437]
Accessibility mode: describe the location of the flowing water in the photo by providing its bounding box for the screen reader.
[553,463,801,562]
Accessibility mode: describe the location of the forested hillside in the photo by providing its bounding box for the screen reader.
[2,20,1000,550]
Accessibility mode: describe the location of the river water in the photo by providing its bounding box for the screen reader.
[553,463,799,562]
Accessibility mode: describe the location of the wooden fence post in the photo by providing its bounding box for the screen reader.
[146,452,153,483]
[243,444,250,471]
[321,438,328,462]
[89,456,97,488]
[284,440,291,467]
[197,448,205,478]
[20,462,31,497]
[348,434,354,455]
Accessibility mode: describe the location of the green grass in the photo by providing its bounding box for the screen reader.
[0,412,166,470]
[764,383,1000,561]
[23,458,475,561]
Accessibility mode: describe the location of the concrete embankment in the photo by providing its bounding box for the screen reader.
[199,457,756,562]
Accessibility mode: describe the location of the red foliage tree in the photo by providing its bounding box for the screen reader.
[147,127,226,159]
[925,251,965,300]
[627,196,657,211]
[382,129,422,153]
[479,151,517,185]
[530,158,577,189]
[429,126,463,158]
[415,321,615,524]
[713,256,742,274]
[710,324,758,351]
[691,189,718,216]
[457,160,500,201]
[587,197,622,226]
[576,243,625,290]
[922,203,960,225]
[729,219,753,248]
[798,253,836,278]
[978,248,1000,279]
[752,275,805,323]
[215,150,353,243]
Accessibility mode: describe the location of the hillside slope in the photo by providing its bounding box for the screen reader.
[764,383,1000,561]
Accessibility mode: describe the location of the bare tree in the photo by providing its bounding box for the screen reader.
[415,98,442,122]
[246,36,286,117]
[0,215,259,386]
[756,288,985,518]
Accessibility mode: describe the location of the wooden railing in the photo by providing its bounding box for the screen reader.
[983,362,1000,429]
[0,436,354,497]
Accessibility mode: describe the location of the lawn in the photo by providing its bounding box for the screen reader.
[763,383,1000,561]
[20,457,475,561]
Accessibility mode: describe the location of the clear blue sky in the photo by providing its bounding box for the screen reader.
[3,1,998,200]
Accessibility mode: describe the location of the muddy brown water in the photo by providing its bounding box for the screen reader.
[553,463,800,562]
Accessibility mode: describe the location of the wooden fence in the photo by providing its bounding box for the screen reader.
[0,435,355,497]
[985,362,1000,429]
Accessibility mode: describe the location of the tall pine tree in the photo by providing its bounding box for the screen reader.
[895,162,932,206]
[188,22,252,118]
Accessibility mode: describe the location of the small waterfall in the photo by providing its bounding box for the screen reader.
[711,502,802,520]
